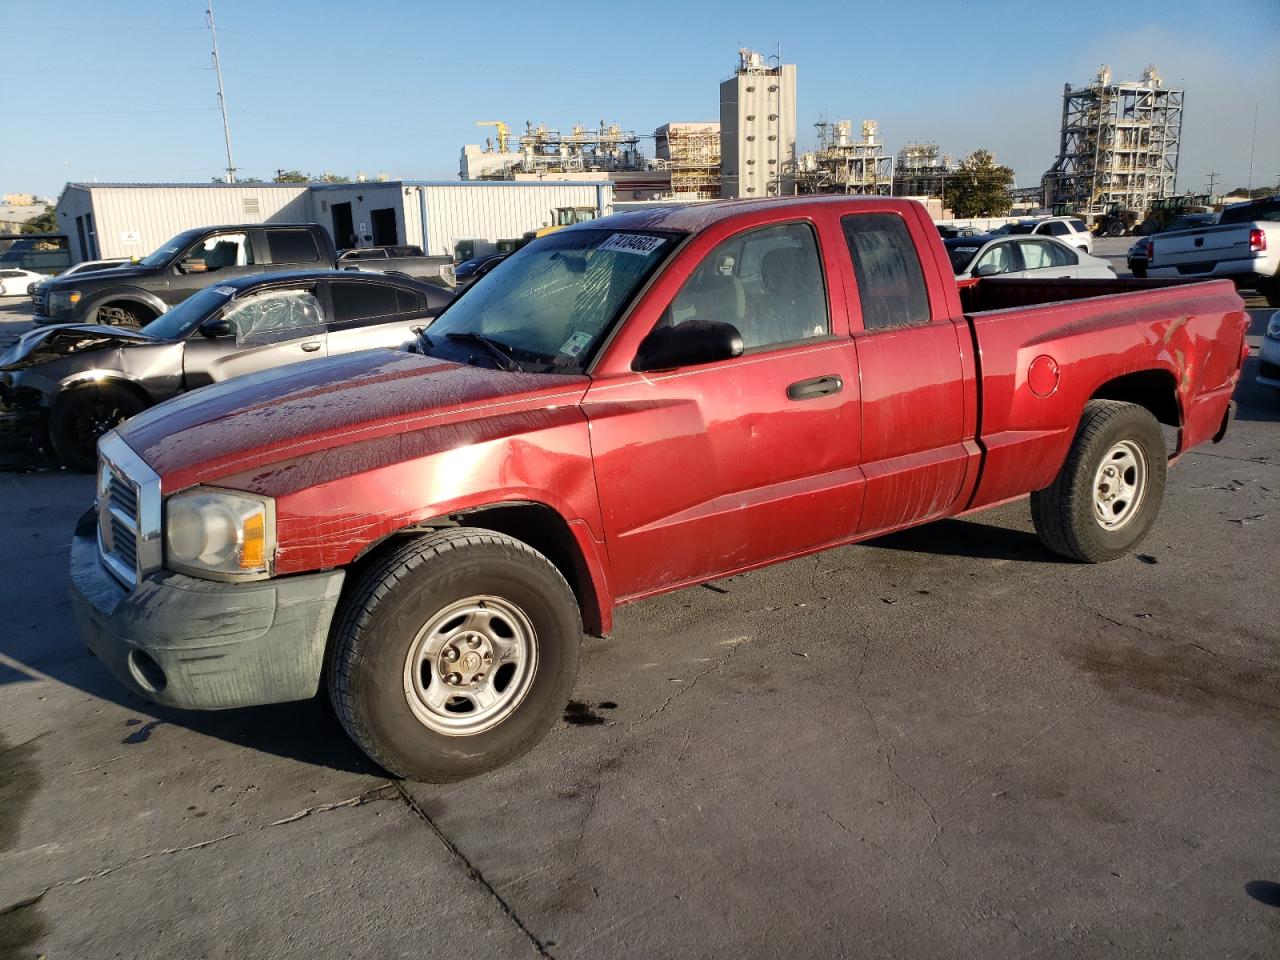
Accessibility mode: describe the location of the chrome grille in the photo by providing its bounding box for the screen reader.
[96,434,162,591]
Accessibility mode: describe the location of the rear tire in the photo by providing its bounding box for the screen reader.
[1031,400,1167,562]
[48,384,147,471]
[1259,277,1280,308]
[328,528,581,782]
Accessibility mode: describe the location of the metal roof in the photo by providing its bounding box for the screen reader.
[67,179,611,191]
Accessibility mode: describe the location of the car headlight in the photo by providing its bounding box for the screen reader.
[48,290,82,309]
[1266,311,1280,342]
[164,487,275,580]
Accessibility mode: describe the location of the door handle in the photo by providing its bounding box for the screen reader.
[787,375,843,401]
[301,341,322,352]
[410,325,425,334]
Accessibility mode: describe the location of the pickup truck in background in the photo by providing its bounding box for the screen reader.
[36,224,454,327]
[335,244,456,288]
[1147,196,1280,305]
[71,197,1250,782]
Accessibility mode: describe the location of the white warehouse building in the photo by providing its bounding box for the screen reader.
[54,180,614,263]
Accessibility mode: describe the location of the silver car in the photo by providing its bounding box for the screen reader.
[946,234,1116,282]
[0,269,451,469]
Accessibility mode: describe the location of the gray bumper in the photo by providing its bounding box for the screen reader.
[70,509,345,709]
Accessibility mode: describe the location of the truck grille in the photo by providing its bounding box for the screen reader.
[96,434,162,591]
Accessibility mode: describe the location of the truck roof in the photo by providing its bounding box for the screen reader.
[575,196,927,234]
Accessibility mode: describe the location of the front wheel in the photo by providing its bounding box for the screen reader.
[1031,400,1167,562]
[328,528,582,782]
[48,384,147,471]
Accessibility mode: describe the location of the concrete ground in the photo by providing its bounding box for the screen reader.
[0,269,1277,959]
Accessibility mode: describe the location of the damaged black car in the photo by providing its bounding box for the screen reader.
[0,269,451,469]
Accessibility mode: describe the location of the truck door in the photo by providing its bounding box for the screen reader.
[182,286,327,388]
[839,210,976,533]
[165,231,260,306]
[584,215,864,600]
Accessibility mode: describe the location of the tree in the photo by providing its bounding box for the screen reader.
[20,206,58,234]
[1226,185,1275,199]
[273,169,309,183]
[210,175,264,184]
[944,150,1014,218]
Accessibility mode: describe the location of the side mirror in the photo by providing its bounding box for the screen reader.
[974,263,1002,278]
[178,258,208,274]
[200,318,231,339]
[633,320,744,372]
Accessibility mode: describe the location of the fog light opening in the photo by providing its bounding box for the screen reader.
[128,649,168,694]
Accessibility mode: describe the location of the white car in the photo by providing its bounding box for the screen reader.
[28,258,128,303]
[946,234,1116,281]
[0,267,49,297]
[992,216,1094,254]
[1259,311,1280,392]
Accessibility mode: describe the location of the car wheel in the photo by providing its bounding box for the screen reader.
[1131,265,1147,279]
[48,384,148,471]
[1260,278,1280,308]
[328,528,582,782]
[1030,400,1167,563]
[94,303,149,328]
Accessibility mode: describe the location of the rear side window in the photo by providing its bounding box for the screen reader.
[1045,221,1071,237]
[841,214,931,330]
[388,245,424,257]
[396,288,425,312]
[267,229,321,264]
[329,281,402,324]
[1069,218,1088,233]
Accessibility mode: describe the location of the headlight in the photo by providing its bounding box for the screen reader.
[48,290,82,309]
[1266,311,1280,342]
[164,487,275,580]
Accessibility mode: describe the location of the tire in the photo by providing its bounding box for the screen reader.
[328,528,582,782]
[1031,400,1167,563]
[1131,264,1147,279]
[48,384,147,471]
[1260,278,1280,308]
[93,302,149,328]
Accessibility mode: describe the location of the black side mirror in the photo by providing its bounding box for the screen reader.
[633,320,744,372]
[178,258,208,275]
[200,318,232,339]
[974,263,1002,278]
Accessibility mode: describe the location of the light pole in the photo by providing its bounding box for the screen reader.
[207,1,236,184]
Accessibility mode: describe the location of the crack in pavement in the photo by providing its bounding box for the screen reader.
[0,784,397,915]
[628,636,750,728]
[393,781,554,959]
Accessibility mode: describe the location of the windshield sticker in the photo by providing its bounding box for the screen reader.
[598,233,666,256]
[559,330,594,358]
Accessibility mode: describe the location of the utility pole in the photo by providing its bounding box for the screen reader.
[1247,102,1258,192]
[207,0,236,184]
[1206,170,1219,197]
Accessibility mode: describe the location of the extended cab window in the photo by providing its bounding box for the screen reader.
[224,288,324,344]
[842,214,931,329]
[267,229,321,264]
[185,233,254,273]
[663,222,828,350]
[329,281,402,324]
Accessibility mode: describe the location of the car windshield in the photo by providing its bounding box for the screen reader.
[137,229,208,268]
[425,228,679,371]
[947,243,982,273]
[139,284,235,340]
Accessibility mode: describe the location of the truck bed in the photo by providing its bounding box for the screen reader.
[959,275,1206,314]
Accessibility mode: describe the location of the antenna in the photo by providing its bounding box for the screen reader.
[207,0,236,183]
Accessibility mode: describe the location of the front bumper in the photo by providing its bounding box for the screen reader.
[70,509,346,709]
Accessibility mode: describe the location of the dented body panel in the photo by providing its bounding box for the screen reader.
[79,197,1248,710]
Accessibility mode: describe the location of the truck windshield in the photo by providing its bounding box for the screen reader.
[139,285,235,340]
[426,228,679,371]
[137,228,205,268]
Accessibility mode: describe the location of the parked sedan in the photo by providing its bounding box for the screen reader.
[0,269,451,469]
[453,253,508,290]
[946,234,1116,283]
[29,258,129,303]
[0,267,48,297]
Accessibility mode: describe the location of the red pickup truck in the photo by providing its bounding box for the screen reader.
[71,197,1249,781]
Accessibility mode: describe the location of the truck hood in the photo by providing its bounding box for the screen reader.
[0,323,153,369]
[116,349,589,492]
[45,265,151,291]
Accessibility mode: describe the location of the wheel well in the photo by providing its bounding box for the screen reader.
[352,503,605,637]
[1090,370,1180,427]
[55,376,152,413]
[96,298,159,324]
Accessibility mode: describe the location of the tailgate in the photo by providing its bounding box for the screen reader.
[1151,225,1252,268]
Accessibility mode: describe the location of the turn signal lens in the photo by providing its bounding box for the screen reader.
[240,512,266,569]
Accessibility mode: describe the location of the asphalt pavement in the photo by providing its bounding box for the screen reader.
[0,275,1277,959]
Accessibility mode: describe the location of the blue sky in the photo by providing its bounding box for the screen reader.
[4,0,1278,199]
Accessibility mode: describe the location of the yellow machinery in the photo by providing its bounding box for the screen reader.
[476,121,511,153]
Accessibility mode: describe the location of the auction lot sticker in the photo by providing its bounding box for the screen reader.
[599,233,666,256]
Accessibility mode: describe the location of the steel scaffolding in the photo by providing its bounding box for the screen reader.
[796,120,892,196]
[1043,65,1183,217]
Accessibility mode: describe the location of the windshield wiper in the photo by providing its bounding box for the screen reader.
[445,332,525,372]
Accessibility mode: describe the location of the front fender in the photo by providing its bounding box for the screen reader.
[80,287,169,323]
